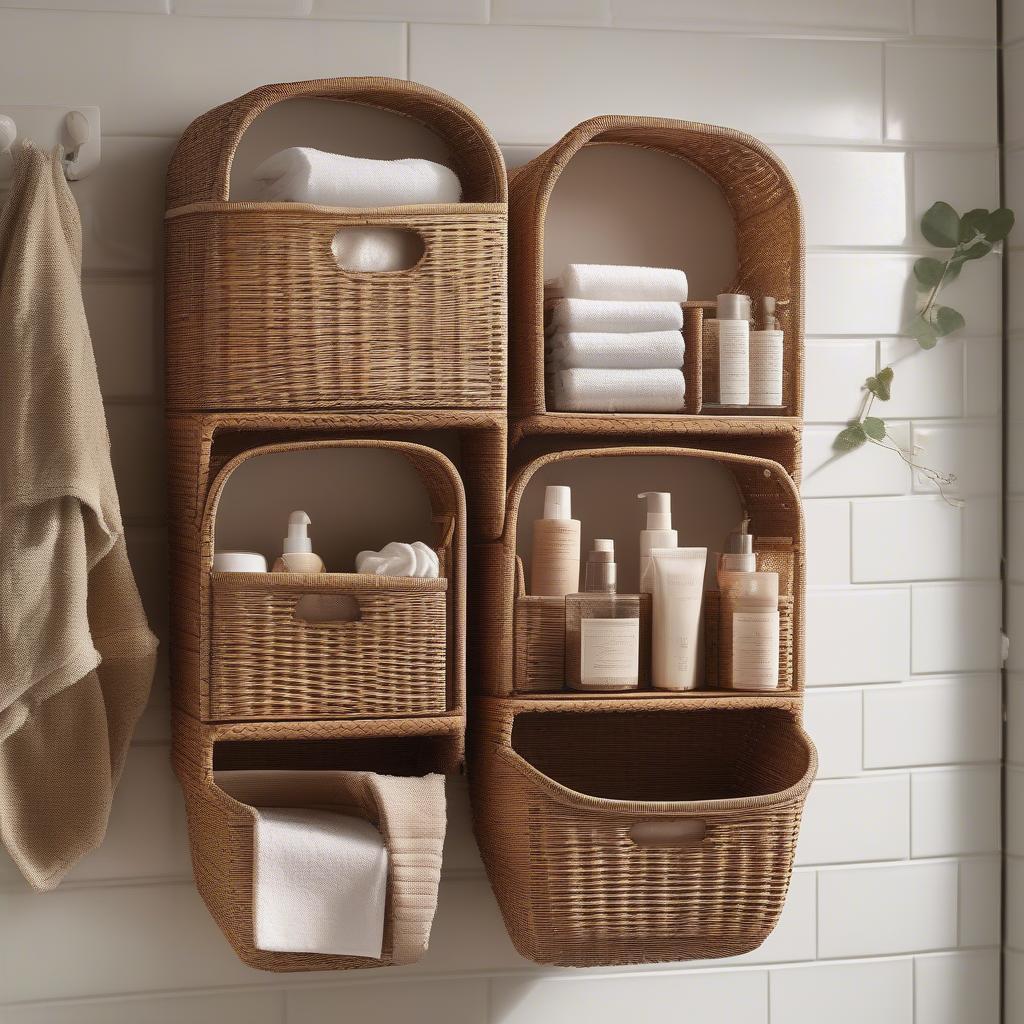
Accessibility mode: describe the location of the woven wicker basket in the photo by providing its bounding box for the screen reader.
[173,711,456,972]
[470,697,816,966]
[509,115,804,421]
[165,77,508,413]
[194,438,466,724]
[472,445,804,698]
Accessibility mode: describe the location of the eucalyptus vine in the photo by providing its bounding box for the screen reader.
[833,201,1014,505]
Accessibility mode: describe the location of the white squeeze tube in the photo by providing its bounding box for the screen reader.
[650,547,708,691]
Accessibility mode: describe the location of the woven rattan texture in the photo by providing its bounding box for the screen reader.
[508,115,804,421]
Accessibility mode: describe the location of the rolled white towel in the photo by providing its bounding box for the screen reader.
[252,147,462,207]
[332,227,424,272]
[549,330,685,371]
[356,541,439,578]
[561,263,688,302]
[549,298,684,334]
[552,368,686,413]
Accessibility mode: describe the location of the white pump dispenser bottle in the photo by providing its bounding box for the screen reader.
[272,510,325,573]
[638,491,678,593]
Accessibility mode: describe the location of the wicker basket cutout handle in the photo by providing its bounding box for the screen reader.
[292,593,362,623]
[630,819,707,848]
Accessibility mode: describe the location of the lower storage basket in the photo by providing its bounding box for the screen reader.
[470,699,816,966]
[174,714,450,972]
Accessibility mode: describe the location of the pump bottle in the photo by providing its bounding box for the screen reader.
[638,491,678,593]
[272,510,325,573]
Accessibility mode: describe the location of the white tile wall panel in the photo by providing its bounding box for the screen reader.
[910,767,1000,858]
[910,421,1001,497]
[4,991,286,1024]
[105,404,166,522]
[910,583,1001,674]
[912,151,1000,244]
[769,959,913,1024]
[1011,257,1024,334]
[816,861,958,957]
[772,147,908,247]
[286,978,488,1024]
[84,278,159,400]
[175,0,310,15]
[804,499,852,586]
[804,689,862,778]
[490,968,768,1024]
[1009,767,1024,856]
[877,337,964,420]
[1007,582,1024,672]
[957,856,1001,947]
[963,337,1001,418]
[885,44,997,144]
[862,675,1001,768]
[804,341,877,425]
[1006,43,1024,147]
[1009,951,1024,1024]
[0,0,168,11]
[796,775,910,865]
[806,588,910,685]
[1008,856,1024,951]
[0,11,404,136]
[410,24,884,145]
[850,498,961,583]
[312,0,488,21]
[1008,0,1024,45]
[491,0,611,25]
[1010,675,1024,766]
[802,425,912,498]
[913,0,996,39]
[913,950,1000,1024]
[962,494,1000,580]
[1010,499,1024,583]
[611,0,910,33]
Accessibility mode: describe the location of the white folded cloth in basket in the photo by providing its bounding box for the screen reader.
[549,298,684,334]
[549,330,685,370]
[561,263,688,302]
[252,147,462,207]
[552,368,686,413]
[331,227,424,273]
[216,769,446,959]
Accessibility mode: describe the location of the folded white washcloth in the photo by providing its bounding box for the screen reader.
[552,368,686,413]
[561,263,688,302]
[356,541,439,578]
[549,298,684,334]
[332,227,424,272]
[549,330,685,371]
[252,147,463,207]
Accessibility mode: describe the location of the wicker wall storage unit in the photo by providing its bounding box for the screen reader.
[508,115,804,440]
[165,77,508,413]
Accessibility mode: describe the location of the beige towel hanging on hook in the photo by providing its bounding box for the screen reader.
[0,144,158,891]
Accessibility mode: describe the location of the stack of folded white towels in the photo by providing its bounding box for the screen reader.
[251,147,462,271]
[546,264,689,413]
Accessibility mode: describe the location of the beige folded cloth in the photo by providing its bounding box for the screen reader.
[0,144,158,891]
[216,770,446,963]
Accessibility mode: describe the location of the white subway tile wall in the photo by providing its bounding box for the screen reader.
[0,2,1002,1022]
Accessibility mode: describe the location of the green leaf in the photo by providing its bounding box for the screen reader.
[959,208,989,242]
[865,366,894,401]
[958,240,992,262]
[934,305,966,337]
[834,424,867,451]
[907,316,938,349]
[942,257,965,283]
[984,207,1015,242]
[921,201,961,248]
[913,256,946,288]
[863,416,886,440]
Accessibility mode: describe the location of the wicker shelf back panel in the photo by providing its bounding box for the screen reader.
[185,438,467,725]
[469,697,816,966]
[165,77,508,413]
[508,115,803,421]
[470,445,804,699]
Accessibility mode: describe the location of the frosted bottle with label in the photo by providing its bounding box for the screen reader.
[722,570,780,690]
[749,295,784,406]
[705,292,750,405]
[566,539,641,691]
[530,484,581,597]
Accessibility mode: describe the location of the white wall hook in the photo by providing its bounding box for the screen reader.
[62,110,91,180]
[0,106,100,185]
[0,115,16,155]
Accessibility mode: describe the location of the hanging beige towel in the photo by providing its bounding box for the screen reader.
[0,145,158,891]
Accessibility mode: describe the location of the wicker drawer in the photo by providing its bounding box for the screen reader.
[472,701,816,966]
[209,572,448,720]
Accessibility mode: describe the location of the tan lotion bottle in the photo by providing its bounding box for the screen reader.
[530,485,581,597]
[272,510,325,573]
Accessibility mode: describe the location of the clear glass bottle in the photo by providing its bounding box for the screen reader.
[565,539,642,691]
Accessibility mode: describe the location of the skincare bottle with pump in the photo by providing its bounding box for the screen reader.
[718,518,756,580]
[749,296,784,407]
[720,570,780,690]
[705,292,751,405]
[530,485,581,598]
[271,510,325,573]
[565,539,642,691]
[638,491,677,593]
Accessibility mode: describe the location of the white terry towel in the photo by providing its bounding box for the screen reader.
[550,298,684,335]
[332,227,424,273]
[216,770,446,961]
[552,368,687,413]
[252,147,463,207]
[0,145,158,892]
[561,263,688,302]
[549,330,685,371]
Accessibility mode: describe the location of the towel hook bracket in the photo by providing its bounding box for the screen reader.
[0,106,101,183]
